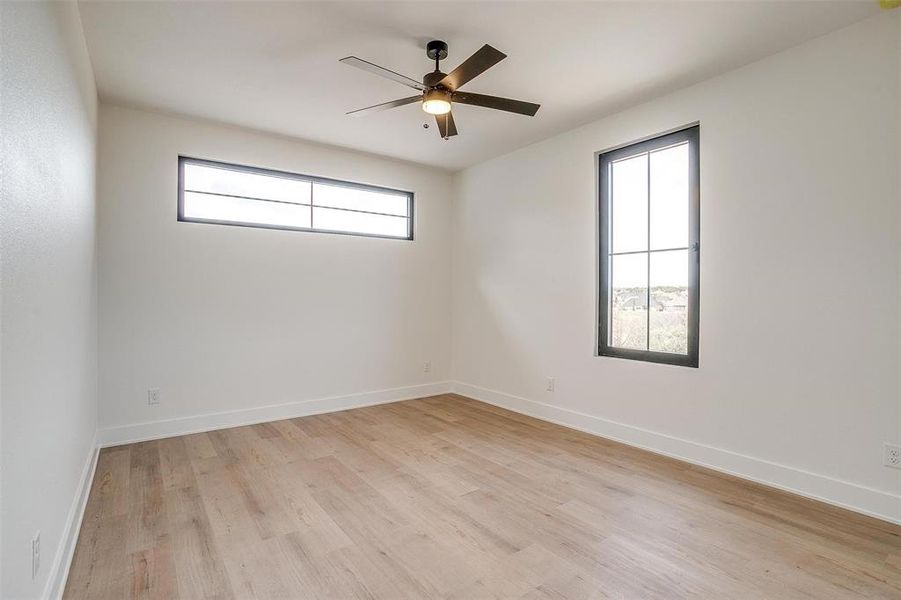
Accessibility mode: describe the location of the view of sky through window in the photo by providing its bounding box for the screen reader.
[608,142,689,354]
[180,159,412,239]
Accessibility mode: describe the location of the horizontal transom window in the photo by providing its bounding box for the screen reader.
[178,157,414,240]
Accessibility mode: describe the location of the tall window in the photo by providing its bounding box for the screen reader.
[178,157,414,240]
[598,125,699,367]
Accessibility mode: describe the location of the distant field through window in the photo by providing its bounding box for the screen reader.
[598,126,699,367]
[178,157,414,240]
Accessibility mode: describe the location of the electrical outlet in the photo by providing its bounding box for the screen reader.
[32,531,40,579]
[884,443,901,469]
[423,361,431,373]
[546,377,555,392]
[147,388,160,406]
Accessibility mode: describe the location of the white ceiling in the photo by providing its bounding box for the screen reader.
[77,1,877,171]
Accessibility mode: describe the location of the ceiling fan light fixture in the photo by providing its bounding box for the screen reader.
[422,89,451,115]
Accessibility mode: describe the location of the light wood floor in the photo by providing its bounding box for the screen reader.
[65,394,901,599]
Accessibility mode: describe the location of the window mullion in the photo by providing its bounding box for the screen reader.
[611,246,689,257]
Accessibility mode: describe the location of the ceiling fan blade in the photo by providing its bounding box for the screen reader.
[438,44,506,91]
[339,56,426,91]
[346,95,421,117]
[435,112,458,138]
[452,91,540,116]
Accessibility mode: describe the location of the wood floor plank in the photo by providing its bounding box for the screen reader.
[126,442,167,554]
[129,535,179,600]
[64,394,901,599]
[165,485,234,599]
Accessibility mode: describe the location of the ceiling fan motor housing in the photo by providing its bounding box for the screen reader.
[422,71,447,88]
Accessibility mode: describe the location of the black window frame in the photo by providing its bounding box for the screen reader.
[177,156,415,241]
[597,125,700,368]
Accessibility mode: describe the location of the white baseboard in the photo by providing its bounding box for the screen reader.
[44,431,100,600]
[451,381,901,526]
[99,381,453,447]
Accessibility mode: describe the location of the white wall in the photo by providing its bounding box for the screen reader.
[1,2,99,598]
[451,12,901,522]
[97,105,452,441]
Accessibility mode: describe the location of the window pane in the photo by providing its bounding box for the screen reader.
[312,207,408,238]
[610,253,648,350]
[611,153,648,253]
[314,182,409,217]
[183,192,311,229]
[649,249,688,354]
[649,143,689,250]
[184,163,311,204]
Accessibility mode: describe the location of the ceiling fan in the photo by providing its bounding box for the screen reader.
[340,40,540,140]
